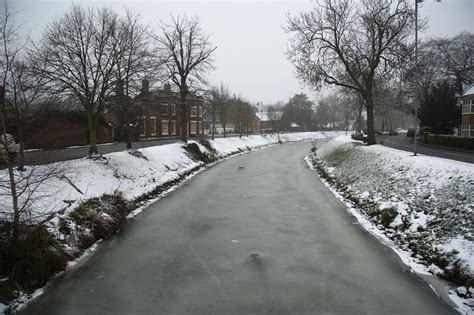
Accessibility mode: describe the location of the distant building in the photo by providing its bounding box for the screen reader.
[460,85,474,138]
[109,80,204,140]
[255,111,283,131]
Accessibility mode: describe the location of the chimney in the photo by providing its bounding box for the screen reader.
[164,82,171,93]
[115,79,124,96]
[142,79,150,94]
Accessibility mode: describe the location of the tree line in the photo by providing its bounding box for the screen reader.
[286,0,473,143]
[0,1,218,252]
[1,3,216,161]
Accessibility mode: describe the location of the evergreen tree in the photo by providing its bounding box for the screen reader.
[419,81,460,134]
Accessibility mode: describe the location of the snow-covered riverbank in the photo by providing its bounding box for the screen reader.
[0,131,341,312]
[307,135,473,314]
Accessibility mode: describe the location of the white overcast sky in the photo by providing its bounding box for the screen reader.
[10,0,474,105]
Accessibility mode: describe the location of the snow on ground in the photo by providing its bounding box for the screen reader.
[209,131,342,157]
[1,142,202,221]
[309,135,474,313]
[1,132,342,225]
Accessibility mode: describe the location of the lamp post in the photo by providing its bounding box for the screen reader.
[414,0,419,156]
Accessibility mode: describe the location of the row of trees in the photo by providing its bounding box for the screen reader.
[288,0,473,141]
[1,3,216,158]
[287,0,416,145]
[206,84,256,139]
[416,32,473,134]
[0,1,216,244]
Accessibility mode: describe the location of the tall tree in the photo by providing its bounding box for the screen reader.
[0,0,22,241]
[267,105,283,140]
[315,99,331,129]
[7,59,48,170]
[229,96,255,138]
[433,32,474,95]
[287,0,415,144]
[282,93,313,130]
[419,81,460,135]
[114,9,153,149]
[213,83,231,138]
[154,15,216,142]
[31,5,128,154]
[208,84,229,140]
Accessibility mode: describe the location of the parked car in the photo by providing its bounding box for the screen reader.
[351,131,368,143]
[0,134,19,163]
[406,128,416,138]
[388,129,398,136]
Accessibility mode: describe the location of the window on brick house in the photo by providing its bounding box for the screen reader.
[170,120,176,135]
[140,117,146,136]
[161,103,168,115]
[162,120,169,136]
[191,106,197,117]
[190,121,197,134]
[150,117,157,136]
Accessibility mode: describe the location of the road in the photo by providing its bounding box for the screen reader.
[377,133,474,164]
[21,138,180,166]
[23,142,455,314]
[20,133,247,166]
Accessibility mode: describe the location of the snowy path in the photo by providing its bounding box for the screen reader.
[23,141,455,314]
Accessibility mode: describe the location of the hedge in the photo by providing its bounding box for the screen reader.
[425,133,474,150]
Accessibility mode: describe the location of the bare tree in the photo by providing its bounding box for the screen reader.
[7,59,48,170]
[207,84,229,140]
[411,40,446,95]
[432,32,473,95]
[229,96,255,138]
[114,9,154,150]
[287,0,415,145]
[154,15,216,142]
[0,0,23,241]
[30,5,128,154]
[213,83,231,138]
[267,105,283,141]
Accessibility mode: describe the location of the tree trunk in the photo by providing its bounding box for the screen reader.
[16,114,25,171]
[211,103,215,141]
[180,90,187,143]
[0,86,21,242]
[223,123,226,138]
[87,110,98,154]
[125,123,132,150]
[365,95,376,145]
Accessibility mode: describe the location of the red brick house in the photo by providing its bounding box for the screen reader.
[136,81,203,139]
[461,85,474,137]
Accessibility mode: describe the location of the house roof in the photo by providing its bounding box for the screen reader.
[255,111,284,122]
[463,85,474,97]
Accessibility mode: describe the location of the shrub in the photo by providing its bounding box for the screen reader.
[380,208,398,228]
[183,143,215,163]
[198,138,215,153]
[68,192,131,250]
[425,134,474,150]
[0,225,70,300]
